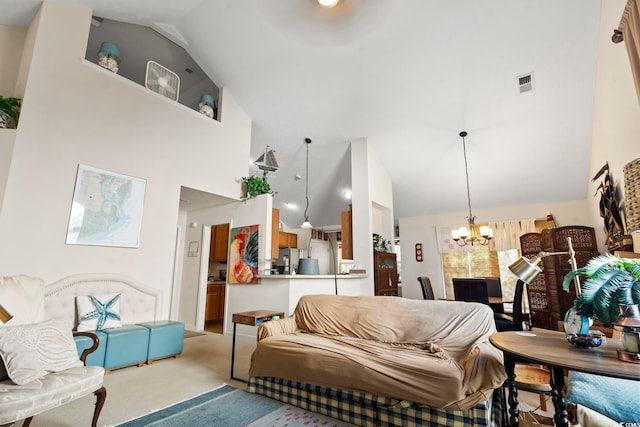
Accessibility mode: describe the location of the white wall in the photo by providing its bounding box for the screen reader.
[350,138,395,295]
[0,130,16,215]
[0,2,252,319]
[0,25,26,95]
[589,0,640,251]
[399,198,593,301]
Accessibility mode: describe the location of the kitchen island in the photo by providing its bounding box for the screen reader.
[224,273,370,336]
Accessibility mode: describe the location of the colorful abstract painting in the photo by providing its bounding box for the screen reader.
[228,224,260,284]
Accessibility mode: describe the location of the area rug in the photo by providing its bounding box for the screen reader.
[114,384,353,427]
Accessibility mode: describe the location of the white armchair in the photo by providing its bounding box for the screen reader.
[0,275,106,427]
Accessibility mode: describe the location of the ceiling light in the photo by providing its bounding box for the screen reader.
[317,0,340,7]
[301,138,313,229]
[344,190,352,199]
[451,131,492,246]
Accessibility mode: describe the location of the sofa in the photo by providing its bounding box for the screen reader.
[247,294,507,426]
[43,273,184,373]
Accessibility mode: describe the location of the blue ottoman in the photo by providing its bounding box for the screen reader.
[138,320,185,364]
[74,330,107,367]
[102,325,150,372]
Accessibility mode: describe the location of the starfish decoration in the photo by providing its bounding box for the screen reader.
[80,294,121,330]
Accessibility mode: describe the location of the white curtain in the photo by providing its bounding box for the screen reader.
[488,219,536,252]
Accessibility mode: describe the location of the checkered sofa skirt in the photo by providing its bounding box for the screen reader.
[247,377,503,427]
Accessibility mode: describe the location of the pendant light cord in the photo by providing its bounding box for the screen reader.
[461,133,474,220]
[304,139,310,222]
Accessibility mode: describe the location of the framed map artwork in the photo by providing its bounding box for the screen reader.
[65,164,146,248]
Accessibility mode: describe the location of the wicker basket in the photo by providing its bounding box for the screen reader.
[624,158,640,233]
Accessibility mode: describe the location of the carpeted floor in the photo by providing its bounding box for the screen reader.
[183,330,206,339]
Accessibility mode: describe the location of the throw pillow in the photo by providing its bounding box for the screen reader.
[76,293,122,331]
[0,319,83,385]
[0,275,45,327]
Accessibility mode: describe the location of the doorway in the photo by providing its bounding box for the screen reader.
[204,223,229,334]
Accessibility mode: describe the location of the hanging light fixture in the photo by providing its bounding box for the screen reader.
[301,138,313,229]
[452,131,493,246]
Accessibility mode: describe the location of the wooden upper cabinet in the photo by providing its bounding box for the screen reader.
[271,208,280,260]
[278,232,297,248]
[341,207,353,260]
[210,223,229,262]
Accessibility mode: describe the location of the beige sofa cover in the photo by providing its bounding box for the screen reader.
[249,295,506,410]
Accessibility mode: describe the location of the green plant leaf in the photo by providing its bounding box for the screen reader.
[562,254,640,327]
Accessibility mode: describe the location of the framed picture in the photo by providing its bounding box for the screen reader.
[228,224,260,284]
[65,164,146,248]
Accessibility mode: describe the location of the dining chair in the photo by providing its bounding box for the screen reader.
[483,277,505,314]
[417,276,435,300]
[452,278,523,332]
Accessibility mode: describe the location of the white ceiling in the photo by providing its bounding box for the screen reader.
[0,0,602,229]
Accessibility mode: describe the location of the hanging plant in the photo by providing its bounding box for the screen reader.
[0,96,21,129]
[240,175,272,201]
[562,254,640,326]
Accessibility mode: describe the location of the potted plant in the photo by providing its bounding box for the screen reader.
[240,175,272,200]
[563,253,640,327]
[0,96,21,129]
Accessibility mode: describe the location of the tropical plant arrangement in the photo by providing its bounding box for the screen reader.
[563,254,640,327]
[0,96,21,129]
[240,175,272,201]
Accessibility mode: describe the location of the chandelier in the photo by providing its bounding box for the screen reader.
[451,131,493,246]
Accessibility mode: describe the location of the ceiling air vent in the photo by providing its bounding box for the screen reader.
[518,73,534,93]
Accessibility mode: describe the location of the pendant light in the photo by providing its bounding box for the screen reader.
[301,138,313,229]
[451,131,493,246]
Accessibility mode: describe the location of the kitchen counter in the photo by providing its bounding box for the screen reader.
[225,273,371,335]
[258,273,367,280]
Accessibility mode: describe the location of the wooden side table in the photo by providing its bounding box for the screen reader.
[490,329,640,427]
[230,310,284,382]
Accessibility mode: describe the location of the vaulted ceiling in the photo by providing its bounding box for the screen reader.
[0,0,602,229]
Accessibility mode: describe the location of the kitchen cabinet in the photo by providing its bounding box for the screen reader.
[341,207,353,260]
[278,232,298,249]
[271,208,280,260]
[210,223,229,262]
[373,250,398,296]
[205,283,225,321]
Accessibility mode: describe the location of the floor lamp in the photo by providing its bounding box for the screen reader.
[509,237,590,335]
[509,236,580,294]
